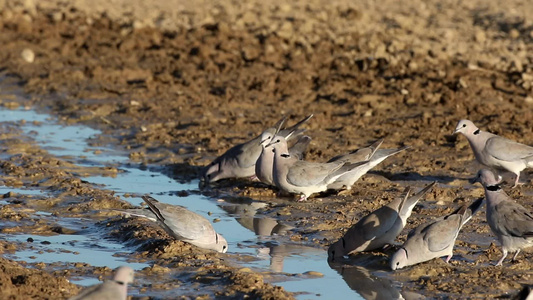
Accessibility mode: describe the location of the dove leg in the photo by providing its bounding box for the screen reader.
[512,173,524,187]
[250,175,259,181]
[511,249,521,262]
[445,254,452,263]
[495,249,508,266]
[297,194,307,202]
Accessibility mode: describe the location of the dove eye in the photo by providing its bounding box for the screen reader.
[396,262,400,266]
[276,139,280,143]
[462,124,466,128]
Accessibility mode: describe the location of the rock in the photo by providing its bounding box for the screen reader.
[509,29,520,39]
[303,271,324,277]
[474,30,486,43]
[277,22,293,39]
[51,11,63,23]
[21,48,34,63]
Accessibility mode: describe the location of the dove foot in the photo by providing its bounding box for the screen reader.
[297,195,308,202]
[494,250,508,266]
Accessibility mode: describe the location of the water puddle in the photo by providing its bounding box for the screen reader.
[0,90,387,298]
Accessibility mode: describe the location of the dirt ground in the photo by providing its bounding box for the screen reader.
[0,0,532,298]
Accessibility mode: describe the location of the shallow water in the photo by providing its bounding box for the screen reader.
[0,102,382,298]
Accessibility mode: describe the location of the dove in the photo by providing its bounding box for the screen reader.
[202,115,312,183]
[471,169,533,266]
[390,197,484,270]
[327,139,409,190]
[327,182,436,261]
[256,135,312,186]
[454,119,533,187]
[268,135,368,201]
[69,266,134,300]
[124,195,228,253]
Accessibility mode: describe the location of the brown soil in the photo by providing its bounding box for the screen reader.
[0,0,532,299]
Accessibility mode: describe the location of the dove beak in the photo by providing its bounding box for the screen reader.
[260,137,271,145]
[267,140,278,147]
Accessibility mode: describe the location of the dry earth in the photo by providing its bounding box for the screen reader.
[0,0,532,299]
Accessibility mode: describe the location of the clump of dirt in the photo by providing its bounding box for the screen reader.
[0,256,80,299]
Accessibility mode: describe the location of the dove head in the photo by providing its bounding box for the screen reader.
[203,160,224,183]
[327,239,346,261]
[390,248,408,270]
[267,135,290,157]
[471,169,501,188]
[259,128,276,147]
[214,233,229,253]
[113,266,134,284]
[454,119,478,136]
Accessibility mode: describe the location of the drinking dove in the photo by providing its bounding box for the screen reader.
[454,119,533,187]
[124,195,228,253]
[390,197,484,270]
[327,139,410,190]
[69,266,134,300]
[327,182,436,261]
[268,135,368,201]
[472,169,533,266]
[202,115,312,183]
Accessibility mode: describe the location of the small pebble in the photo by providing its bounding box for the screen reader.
[21,48,35,63]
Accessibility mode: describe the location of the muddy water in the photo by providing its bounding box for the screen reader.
[0,104,381,298]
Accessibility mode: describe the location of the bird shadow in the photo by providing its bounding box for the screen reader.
[371,170,459,184]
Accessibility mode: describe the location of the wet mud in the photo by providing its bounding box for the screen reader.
[0,0,533,299]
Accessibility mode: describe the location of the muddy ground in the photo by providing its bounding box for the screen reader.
[0,0,532,299]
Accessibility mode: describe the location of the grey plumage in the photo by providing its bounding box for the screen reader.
[202,115,312,183]
[454,119,533,187]
[472,169,533,266]
[269,135,368,201]
[69,266,134,300]
[327,139,409,190]
[124,196,228,253]
[327,182,436,260]
[390,197,484,270]
[256,135,312,186]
